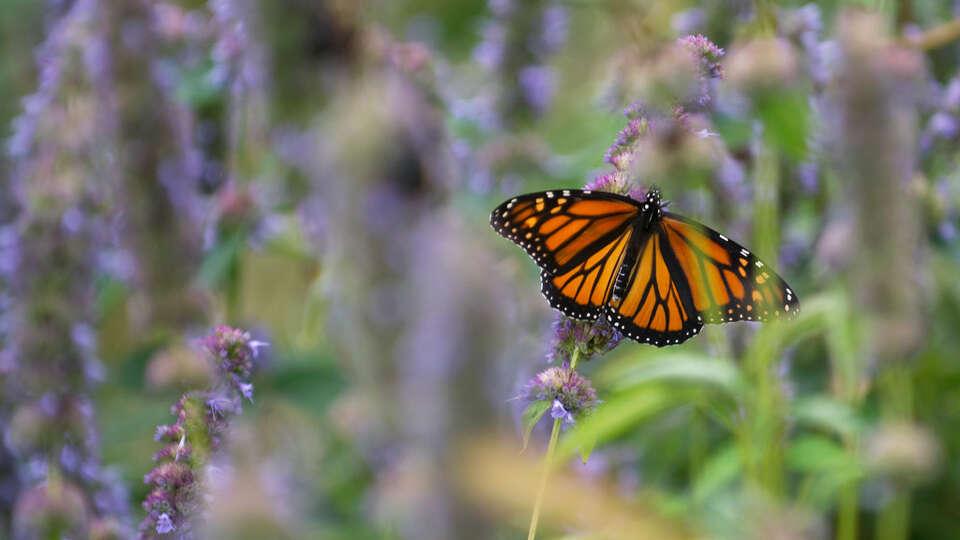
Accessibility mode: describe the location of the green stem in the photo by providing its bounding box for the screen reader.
[527,349,581,540]
[527,416,561,540]
[837,475,859,540]
[875,365,913,540]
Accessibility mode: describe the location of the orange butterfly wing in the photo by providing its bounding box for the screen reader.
[659,213,799,324]
[491,190,639,319]
[605,230,704,346]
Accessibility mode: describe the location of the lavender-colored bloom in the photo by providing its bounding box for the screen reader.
[679,34,725,79]
[238,382,254,402]
[603,111,648,170]
[139,326,259,538]
[550,399,575,425]
[927,111,959,140]
[538,6,569,55]
[473,0,569,122]
[546,313,622,365]
[671,9,705,35]
[518,66,556,115]
[155,513,174,534]
[779,5,829,86]
[584,173,645,201]
[678,34,725,107]
[521,366,598,422]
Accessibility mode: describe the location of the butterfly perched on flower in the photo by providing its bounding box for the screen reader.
[491,188,798,346]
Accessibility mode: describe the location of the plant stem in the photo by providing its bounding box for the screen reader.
[527,348,580,540]
[837,475,859,540]
[875,365,914,540]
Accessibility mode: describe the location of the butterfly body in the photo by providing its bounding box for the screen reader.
[491,188,799,347]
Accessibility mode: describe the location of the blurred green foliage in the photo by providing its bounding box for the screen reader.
[2,0,960,539]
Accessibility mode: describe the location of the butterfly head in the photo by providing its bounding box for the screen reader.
[640,187,664,229]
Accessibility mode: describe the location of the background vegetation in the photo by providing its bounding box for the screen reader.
[1,0,960,539]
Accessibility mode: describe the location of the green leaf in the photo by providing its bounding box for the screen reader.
[196,232,244,288]
[758,91,810,160]
[557,387,674,461]
[578,409,597,464]
[520,400,551,452]
[693,442,741,502]
[604,352,743,398]
[792,397,864,438]
[714,112,753,148]
[787,435,859,473]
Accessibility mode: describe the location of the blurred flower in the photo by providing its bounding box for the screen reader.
[671,9,704,36]
[679,34,724,81]
[145,342,215,391]
[603,106,649,170]
[604,42,701,113]
[865,422,941,486]
[726,38,799,95]
[473,0,569,122]
[629,115,720,186]
[12,476,89,539]
[518,65,556,116]
[520,366,598,423]
[779,4,829,87]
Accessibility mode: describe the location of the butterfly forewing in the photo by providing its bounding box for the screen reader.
[490,190,639,274]
[660,213,799,323]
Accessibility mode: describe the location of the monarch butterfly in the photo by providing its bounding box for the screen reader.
[491,188,799,346]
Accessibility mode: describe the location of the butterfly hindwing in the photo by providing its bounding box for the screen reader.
[490,189,639,274]
[605,231,704,346]
[660,213,799,323]
[539,228,634,320]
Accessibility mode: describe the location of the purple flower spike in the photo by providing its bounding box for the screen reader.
[139,326,260,538]
[603,114,648,170]
[679,34,725,79]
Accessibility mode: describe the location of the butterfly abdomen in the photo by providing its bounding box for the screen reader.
[611,233,642,303]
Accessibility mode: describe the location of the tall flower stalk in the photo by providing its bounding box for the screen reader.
[526,348,582,540]
[2,1,131,536]
[522,316,618,539]
[138,326,262,538]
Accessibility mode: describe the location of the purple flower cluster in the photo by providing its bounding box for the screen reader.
[679,34,725,80]
[677,34,725,108]
[473,0,570,121]
[603,109,648,170]
[546,313,622,365]
[139,326,262,539]
[202,325,265,401]
[584,173,645,201]
[521,366,598,424]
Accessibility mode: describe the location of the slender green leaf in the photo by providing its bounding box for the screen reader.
[693,442,741,502]
[792,397,864,438]
[604,352,744,397]
[557,387,674,460]
[520,400,551,452]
